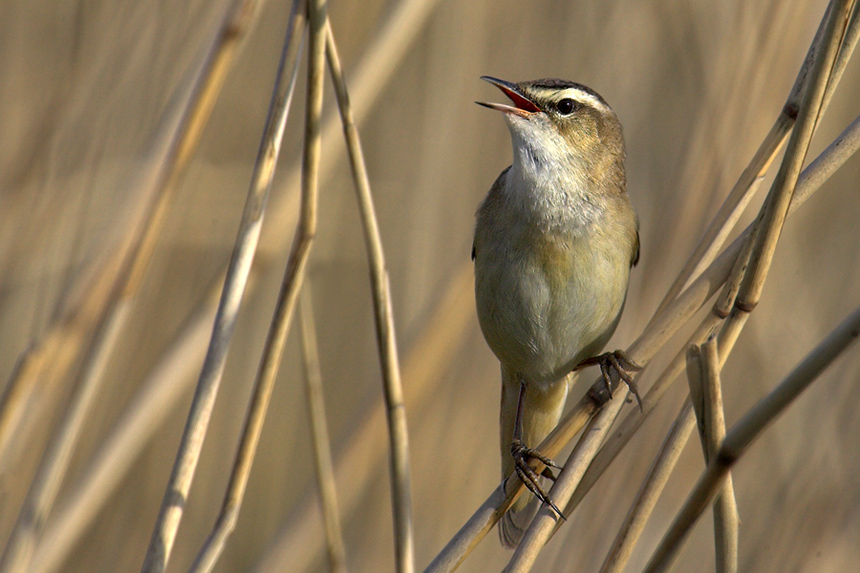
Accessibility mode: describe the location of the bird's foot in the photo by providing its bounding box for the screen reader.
[510,439,565,519]
[577,350,643,411]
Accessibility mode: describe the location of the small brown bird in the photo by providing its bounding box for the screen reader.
[473,77,640,547]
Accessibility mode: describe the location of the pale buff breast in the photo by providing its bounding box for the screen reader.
[474,218,631,385]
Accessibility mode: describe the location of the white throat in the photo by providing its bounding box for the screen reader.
[504,118,603,231]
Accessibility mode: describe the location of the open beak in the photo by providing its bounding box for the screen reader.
[476,76,541,117]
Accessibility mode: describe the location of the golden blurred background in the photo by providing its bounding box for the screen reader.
[2,0,859,571]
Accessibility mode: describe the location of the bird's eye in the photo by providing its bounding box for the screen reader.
[556,98,577,115]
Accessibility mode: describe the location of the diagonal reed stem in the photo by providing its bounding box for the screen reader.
[650,0,858,320]
[0,0,264,476]
[139,0,315,569]
[0,300,130,572]
[566,106,860,523]
[424,6,860,564]
[639,4,851,570]
[735,0,849,315]
[30,283,221,573]
[23,2,448,570]
[596,248,752,573]
[298,286,348,573]
[424,104,860,572]
[0,1,266,571]
[643,306,860,572]
[325,19,414,573]
[599,398,696,573]
[687,339,737,573]
[506,389,630,571]
[181,2,307,571]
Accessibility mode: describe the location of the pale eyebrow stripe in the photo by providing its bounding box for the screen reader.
[553,88,614,113]
[556,88,613,114]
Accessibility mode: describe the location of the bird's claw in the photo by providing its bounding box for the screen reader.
[510,439,565,519]
[578,350,644,411]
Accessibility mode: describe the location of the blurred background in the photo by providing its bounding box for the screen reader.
[2,0,859,571]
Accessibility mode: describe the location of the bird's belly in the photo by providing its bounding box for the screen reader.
[475,232,628,384]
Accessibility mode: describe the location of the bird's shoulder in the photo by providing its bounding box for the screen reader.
[472,166,512,260]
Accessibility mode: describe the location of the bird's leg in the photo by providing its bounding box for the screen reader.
[576,350,643,411]
[510,378,565,519]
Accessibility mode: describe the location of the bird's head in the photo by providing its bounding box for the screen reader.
[477,76,625,183]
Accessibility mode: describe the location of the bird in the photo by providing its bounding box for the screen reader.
[472,76,640,547]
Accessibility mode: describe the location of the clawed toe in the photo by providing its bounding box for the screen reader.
[510,440,565,519]
[578,350,644,411]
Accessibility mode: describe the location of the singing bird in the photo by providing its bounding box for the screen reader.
[472,77,640,547]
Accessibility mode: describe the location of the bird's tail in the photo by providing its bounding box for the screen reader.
[498,366,570,548]
[499,495,539,548]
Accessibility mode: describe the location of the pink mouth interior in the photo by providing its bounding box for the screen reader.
[499,86,540,113]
